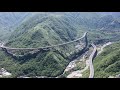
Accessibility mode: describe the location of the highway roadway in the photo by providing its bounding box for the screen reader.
[89,43,97,78]
[66,43,97,78]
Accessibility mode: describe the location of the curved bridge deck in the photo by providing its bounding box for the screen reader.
[0,32,88,60]
[1,32,87,50]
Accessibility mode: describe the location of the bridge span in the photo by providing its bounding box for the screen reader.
[0,32,87,50]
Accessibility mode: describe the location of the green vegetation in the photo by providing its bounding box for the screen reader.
[0,50,68,77]
[0,13,87,77]
[94,42,120,78]
[0,12,120,78]
[82,69,90,78]
[0,12,30,41]
[7,15,78,48]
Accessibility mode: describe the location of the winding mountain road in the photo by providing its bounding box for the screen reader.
[88,42,112,78]
[89,43,97,78]
[97,42,112,55]
[66,43,97,78]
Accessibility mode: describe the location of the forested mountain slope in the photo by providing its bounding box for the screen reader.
[0,13,87,77]
[94,42,120,78]
[6,14,78,48]
[0,12,30,41]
